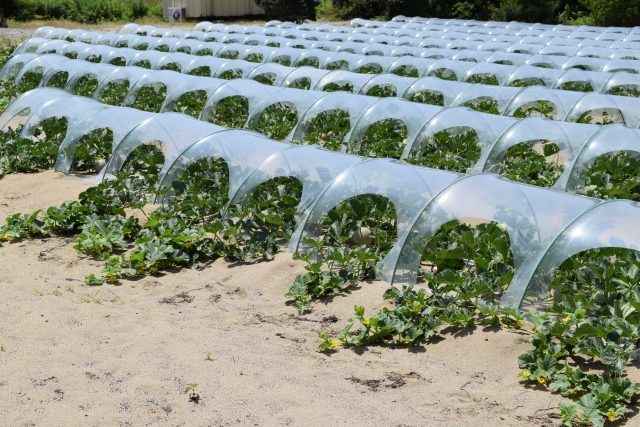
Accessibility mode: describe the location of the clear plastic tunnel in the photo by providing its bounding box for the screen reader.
[314,70,375,94]
[246,63,295,86]
[199,79,281,128]
[14,55,70,90]
[351,56,396,75]
[481,117,600,187]
[228,146,364,219]
[386,173,600,306]
[560,124,640,192]
[93,66,150,106]
[292,49,334,68]
[511,200,640,308]
[403,77,472,107]
[18,96,108,144]
[564,92,640,126]
[122,71,196,113]
[451,85,523,115]
[54,106,155,180]
[182,56,227,77]
[290,92,378,148]
[0,88,73,131]
[40,59,92,89]
[158,129,289,198]
[503,86,585,121]
[160,76,227,117]
[245,88,328,141]
[405,106,518,173]
[0,53,39,81]
[347,98,442,158]
[153,52,195,72]
[462,62,517,85]
[103,113,224,181]
[290,159,464,270]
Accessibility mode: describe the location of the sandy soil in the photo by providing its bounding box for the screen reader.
[0,170,635,426]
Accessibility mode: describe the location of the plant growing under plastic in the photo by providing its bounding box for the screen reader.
[462,97,500,115]
[513,100,557,119]
[406,128,481,173]
[575,151,640,201]
[129,84,166,113]
[298,109,350,150]
[99,80,129,106]
[498,141,564,188]
[465,74,499,86]
[322,82,355,93]
[208,95,249,128]
[409,90,445,106]
[69,128,113,174]
[364,84,397,98]
[72,75,99,98]
[249,102,298,141]
[347,119,408,159]
[171,90,208,118]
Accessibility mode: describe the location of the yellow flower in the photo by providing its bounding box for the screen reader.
[362,318,369,325]
[407,300,413,305]
[185,242,192,248]
[1,233,7,239]
[516,320,524,328]
[608,409,616,421]
[109,275,117,283]
[330,339,339,347]
[562,316,571,322]
[538,377,545,385]
[150,267,157,274]
[523,370,531,379]
[404,340,411,345]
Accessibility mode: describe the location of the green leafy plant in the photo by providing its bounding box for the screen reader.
[499,141,564,188]
[465,73,500,86]
[365,84,397,98]
[252,73,276,86]
[607,86,640,98]
[354,64,382,75]
[99,80,129,106]
[184,383,199,401]
[298,109,351,151]
[559,81,595,92]
[46,71,69,89]
[171,90,207,118]
[218,50,239,60]
[129,84,166,113]
[218,69,243,80]
[158,62,181,72]
[244,53,264,63]
[69,127,113,174]
[322,82,355,93]
[347,119,408,159]
[287,194,397,314]
[409,90,444,106]
[208,96,249,128]
[575,109,624,125]
[510,78,546,88]
[17,69,44,93]
[513,100,557,119]
[72,74,99,98]
[249,102,298,141]
[287,77,311,90]
[428,68,457,81]
[324,60,349,71]
[108,57,126,67]
[296,57,319,68]
[576,151,640,201]
[271,56,292,67]
[187,66,211,77]
[462,97,500,115]
[391,65,420,78]
[406,128,481,173]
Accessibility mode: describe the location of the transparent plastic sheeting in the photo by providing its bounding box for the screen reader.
[228,146,364,216]
[18,37,640,95]
[158,130,289,198]
[22,29,640,75]
[347,98,443,152]
[481,117,600,186]
[289,158,464,260]
[559,124,640,192]
[385,174,600,306]
[55,107,156,181]
[0,88,74,131]
[103,114,225,180]
[291,92,379,143]
[516,200,640,307]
